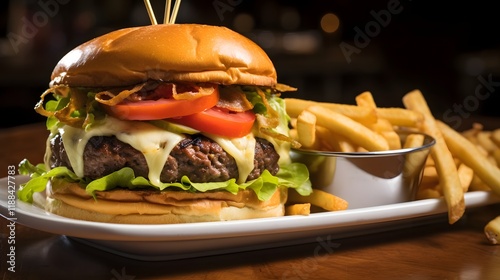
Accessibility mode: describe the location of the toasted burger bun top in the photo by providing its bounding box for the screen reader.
[50,24,277,88]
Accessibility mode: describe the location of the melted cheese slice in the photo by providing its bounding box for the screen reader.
[208,133,256,184]
[55,117,258,186]
[59,117,183,186]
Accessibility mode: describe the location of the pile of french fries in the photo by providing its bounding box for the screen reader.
[286,91,423,153]
[284,89,500,244]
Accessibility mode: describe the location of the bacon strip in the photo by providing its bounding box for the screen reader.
[217,86,253,112]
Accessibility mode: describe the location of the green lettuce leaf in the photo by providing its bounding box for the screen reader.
[18,159,312,204]
[17,159,81,203]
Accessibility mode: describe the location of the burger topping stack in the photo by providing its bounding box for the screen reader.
[17,24,313,224]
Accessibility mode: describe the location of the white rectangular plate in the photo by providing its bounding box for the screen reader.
[1,175,499,261]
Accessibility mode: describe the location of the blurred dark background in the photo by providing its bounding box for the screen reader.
[1,0,499,129]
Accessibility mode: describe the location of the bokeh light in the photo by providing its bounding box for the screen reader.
[320,13,340,33]
[233,13,255,33]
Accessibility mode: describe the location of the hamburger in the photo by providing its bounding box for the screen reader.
[18,23,312,224]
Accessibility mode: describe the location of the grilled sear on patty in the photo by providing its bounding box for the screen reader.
[49,134,280,183]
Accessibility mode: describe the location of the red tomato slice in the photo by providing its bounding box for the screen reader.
[104,86,219,120]
[171,107,256,138]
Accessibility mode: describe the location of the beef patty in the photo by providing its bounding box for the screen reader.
[49,134,280,183]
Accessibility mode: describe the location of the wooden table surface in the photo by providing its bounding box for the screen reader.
[1,122,500,280]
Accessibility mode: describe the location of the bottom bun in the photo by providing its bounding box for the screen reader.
[45,179,287,224]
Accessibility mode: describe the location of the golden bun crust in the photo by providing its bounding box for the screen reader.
[45,180,287,224]
[51,24,277,88]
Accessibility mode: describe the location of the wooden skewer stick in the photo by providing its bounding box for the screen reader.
[143,0,157,25]
[164,0,172,24]
[169,0,182,24]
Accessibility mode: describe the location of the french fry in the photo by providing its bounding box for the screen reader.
[475,144,489,157]
[356,92,402,150]
[403,133,425,149]
[355,91,377,108]
[296,110,317,148]
[462,124,482,145]
[425,155,435,166]
[354,91,424,127]
[402,133,427,179]
[285,203,311,216]
[306,105,389,151]
[421,165,439,185]
[436,120,500,195]
[417,187,441,200]
[314,128,357,152]
[376,107,424,127]
[491,128,500,147]
[488,155,497,166]
[314,126,337,151]
[381,130,402,150]
[493,149,500,167]
[484,216,500,244]
[469,174,491,191]
[371,118,394,132]
[462,122,483,139]
[309,123,357,153]
[288,189,348,211]
[285,98,377,126]
[457,163,474,192]
[356,90,424,127]
[403,90,464,224]
[332,132,357,153]
[356,147,369,153]
[477,131,497,153]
